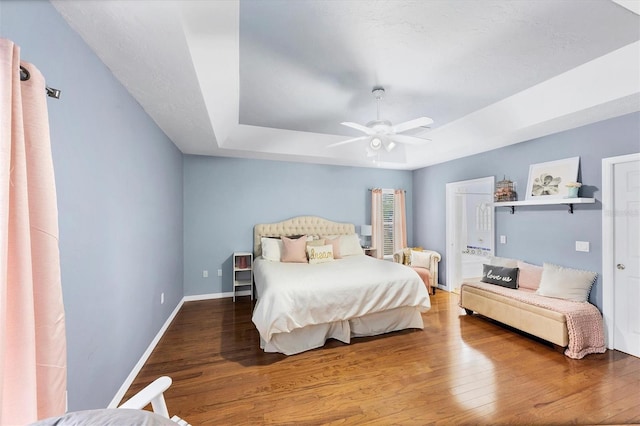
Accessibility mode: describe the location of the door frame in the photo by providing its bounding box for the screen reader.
[601,152,640,349]
[446,176,495,292]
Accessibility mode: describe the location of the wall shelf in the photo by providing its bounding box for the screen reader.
[494,197,595,214]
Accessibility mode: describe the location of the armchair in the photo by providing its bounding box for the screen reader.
[31,376,191,426]
[118,376,190,425]
[393,248,441,295]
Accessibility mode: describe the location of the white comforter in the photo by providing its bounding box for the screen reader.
[252,255,431,343]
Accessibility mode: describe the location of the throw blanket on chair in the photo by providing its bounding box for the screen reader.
[459,282,606,359]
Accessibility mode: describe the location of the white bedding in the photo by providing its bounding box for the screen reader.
[252,254,431,352]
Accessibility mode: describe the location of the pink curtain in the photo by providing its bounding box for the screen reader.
[370,189,383,259]
[393,189,407,253]
[1,38,67,424]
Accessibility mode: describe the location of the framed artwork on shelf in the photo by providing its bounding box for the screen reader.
[525,156,580,200]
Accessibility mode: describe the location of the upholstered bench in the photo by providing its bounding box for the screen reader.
[459,257,606,359]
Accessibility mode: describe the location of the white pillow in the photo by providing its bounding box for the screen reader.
[261,237,283,262]
[536,263,597,302]
[339,233,364,256]
[410,250,432,269]
[307,245,334,264]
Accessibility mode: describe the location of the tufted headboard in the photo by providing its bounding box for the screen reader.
[254,216,355,257]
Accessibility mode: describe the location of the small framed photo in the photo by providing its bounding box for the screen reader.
[525,157,580,200]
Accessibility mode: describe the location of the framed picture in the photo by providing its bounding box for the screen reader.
[525,156,580,200]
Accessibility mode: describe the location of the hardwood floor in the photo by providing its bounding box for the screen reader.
[123,291,640,425]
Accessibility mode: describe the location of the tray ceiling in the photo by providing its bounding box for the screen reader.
[52,0,640,169]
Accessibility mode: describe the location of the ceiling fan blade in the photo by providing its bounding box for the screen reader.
[327,136,369,148]
[392,117,434,134]
[341,122,377,135]
[391,134,432,146]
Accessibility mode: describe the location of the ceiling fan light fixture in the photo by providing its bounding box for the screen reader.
[383,139,396,152]
[370,137,382,150]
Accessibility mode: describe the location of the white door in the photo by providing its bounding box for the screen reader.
[613,159,640,357]
[446,177,495,293]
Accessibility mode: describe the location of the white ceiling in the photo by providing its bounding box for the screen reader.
[51,0,640,170]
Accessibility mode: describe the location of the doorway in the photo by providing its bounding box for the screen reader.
[602,153,640,357]
[446,177,495,293]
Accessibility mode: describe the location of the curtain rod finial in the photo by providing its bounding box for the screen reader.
[46,87,61,99]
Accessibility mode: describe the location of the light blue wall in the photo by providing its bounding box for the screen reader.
[183,156,413,295]
[3,0,637,413]
[1,0,184,411]
[413,112,640,309]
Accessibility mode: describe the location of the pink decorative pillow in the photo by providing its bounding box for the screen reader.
[281,235,308,263]
[517,260,543,290]
[323,237,342,259]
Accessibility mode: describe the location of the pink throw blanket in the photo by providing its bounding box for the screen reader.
[459,282,606,359]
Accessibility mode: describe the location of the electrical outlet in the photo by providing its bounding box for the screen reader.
[202,270,208,278]
[218,269,222,277]
[576,241,590,252]
[161,292,164,304]
[500,235,507,244]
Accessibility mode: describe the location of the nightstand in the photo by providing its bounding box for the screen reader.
[233,252,253,302]
[363,247,376,257]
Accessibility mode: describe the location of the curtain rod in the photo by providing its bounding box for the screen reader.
[20,65,61,99]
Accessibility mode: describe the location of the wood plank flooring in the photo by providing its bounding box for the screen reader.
[123,291,640,425]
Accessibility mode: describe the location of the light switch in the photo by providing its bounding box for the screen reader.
[500,235,507,244]
[202,270,208,278]
[575,241,590,252]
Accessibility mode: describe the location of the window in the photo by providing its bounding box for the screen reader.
[373,188,406,259]
[382,189,395,258]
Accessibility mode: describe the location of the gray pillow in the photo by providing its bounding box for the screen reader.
[481,264,519,289]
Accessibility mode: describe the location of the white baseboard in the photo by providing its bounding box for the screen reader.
[184,290,252,302]
[108,290,251,408]
[107,298,184,408]
[183,291,231,301]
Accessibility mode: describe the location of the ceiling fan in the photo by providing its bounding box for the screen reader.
[328,87,433,156]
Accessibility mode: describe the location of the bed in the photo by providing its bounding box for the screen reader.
[251,216,431,355]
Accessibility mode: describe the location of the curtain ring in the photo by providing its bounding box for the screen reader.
[20,65,30,81]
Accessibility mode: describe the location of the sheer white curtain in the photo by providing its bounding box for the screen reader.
[370,189,383,259]
[1,38,67,424]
